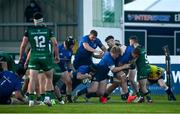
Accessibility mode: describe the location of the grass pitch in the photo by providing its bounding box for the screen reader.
[0,95,179,113]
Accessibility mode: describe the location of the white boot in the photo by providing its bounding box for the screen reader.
[29,100,34,107]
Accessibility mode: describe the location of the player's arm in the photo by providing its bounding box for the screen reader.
[97,38,106,52]
[109,64,131,73]
[24,49,31,68]
[77,72,92,80]
[21,77,29,94]
[83,42,99,53]
[92,39,106,58]
[100,45,107,52]
[19,36,28,63]
[51,37,60,63]
[14,91,27,102]
[92,53,103,59]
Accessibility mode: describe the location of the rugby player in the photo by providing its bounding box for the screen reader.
[57,36,75,102]
[73,30,106,69]
[75,45,131,103]
[130,37,153,103]
[147,65,176,101]
[0,65,27,104]
[19,12,60,106]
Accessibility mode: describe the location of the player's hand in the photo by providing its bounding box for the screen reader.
[24,62,28,69]
[87,74,92,79]
[99,50,104,55]
[123,64,131,69]
[55,56,60,63]
[99,51,104,57]
[94,50,102,55]
[94,50,104,58]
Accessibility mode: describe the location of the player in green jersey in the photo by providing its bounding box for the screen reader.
[129,36,152,103]
[19,12,60,107]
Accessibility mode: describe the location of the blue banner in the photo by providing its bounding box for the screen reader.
[112,64,180,95]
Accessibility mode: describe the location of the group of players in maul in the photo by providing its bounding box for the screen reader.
[0,12,177,106]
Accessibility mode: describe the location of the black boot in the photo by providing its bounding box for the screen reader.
[146,96,152,103]
[66,95,73,103]
[169,93,176,101]
[166,88,176,101]
[121,94,128,101]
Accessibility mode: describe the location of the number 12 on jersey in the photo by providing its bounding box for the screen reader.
[34,36,46,48]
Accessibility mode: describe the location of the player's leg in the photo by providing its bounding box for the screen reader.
[158,78,168,90]
[105,82,120,100]
[28,69,38,106]
[54,85,65,104]
[138,78,152,103]
[38,73,46,105]
[21,70,29,95]
[106,82,120,94]
[158,79,176,101]
[128,69,139,93]
[60,71,73,103]
[116,71,129,100]
[35,73,40,100]
[97,79,108,103]
[43,69,54,106]
[76,81,99,97]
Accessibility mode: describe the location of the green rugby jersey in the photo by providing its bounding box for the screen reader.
[135,46,151,73]
[24,26,54,56]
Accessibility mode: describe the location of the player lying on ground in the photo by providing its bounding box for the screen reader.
[0,64,27,104]
[71,64,97,102]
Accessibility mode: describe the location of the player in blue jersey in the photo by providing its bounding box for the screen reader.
[73,30,106,69]
[71,64,97,102]
[115,44,135,100]
[103,36,135,101]
[71,65,95,90]
[75,46,131,103]
[57,36,75,102]
[58,36,75,72]
[103,36,124,100]
[127,36,141,99]
[0,65,27,104]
